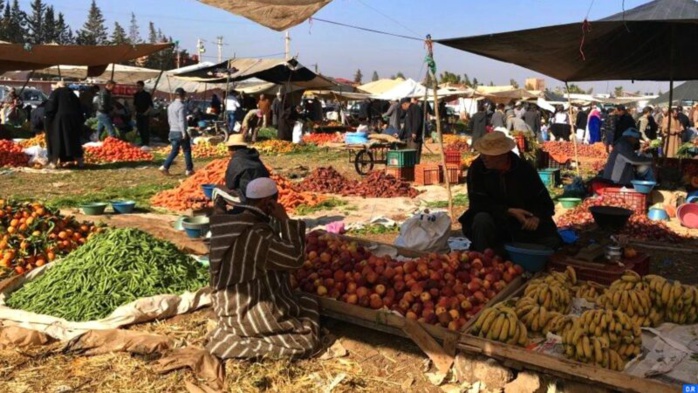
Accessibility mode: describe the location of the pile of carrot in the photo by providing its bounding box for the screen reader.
[83,137,154,164]
[150,159,324,213]
[0,140,29,167]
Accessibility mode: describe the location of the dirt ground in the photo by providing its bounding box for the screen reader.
[1,143,697,392]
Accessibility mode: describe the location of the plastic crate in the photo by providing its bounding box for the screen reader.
[548,253,650,286]
[600,187,648,214]
[385,166,415,182]
[386,149,418,167]
[441,164,461,184]
[538,168,560,188]
[538,151,570,170]
[444,149,462,165]
[415,164,441,186]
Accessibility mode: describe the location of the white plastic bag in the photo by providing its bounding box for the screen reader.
[22,146,48,167]
[394,212,451,253]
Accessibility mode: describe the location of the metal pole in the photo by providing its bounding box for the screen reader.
[284,31,291,60]
[18,70,34,95]
[565,82,581,177]
[217,36,223,63]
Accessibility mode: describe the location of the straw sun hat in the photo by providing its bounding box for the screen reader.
[473,131,516,156]
[225,134,248,147]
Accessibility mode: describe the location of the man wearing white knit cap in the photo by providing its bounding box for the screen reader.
[206,177,320,360]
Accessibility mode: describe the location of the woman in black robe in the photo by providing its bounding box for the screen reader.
[45,82,85,168]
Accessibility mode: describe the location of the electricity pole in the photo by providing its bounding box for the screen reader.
[196,38,205,63]
[284,31,291,60]
[216,36,223,63]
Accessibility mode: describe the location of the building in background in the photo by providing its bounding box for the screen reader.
[525,78,545,91]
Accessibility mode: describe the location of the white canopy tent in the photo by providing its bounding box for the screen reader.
[35,63,162,84]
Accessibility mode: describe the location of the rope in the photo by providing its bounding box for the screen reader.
[579,19,592,61]
[356,0,422,37]
[309,17,423,41]
[585,0,596,19]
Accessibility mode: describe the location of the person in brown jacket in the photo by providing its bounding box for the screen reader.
[661,108,684,158]
[257,94,271,128]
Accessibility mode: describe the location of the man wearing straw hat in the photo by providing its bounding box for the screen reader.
[223,134,270,203]
[458,131,561,254]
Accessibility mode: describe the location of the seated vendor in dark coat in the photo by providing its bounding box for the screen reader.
[601,128,655,186]
[458,131,561,254]
[224,134,270,202]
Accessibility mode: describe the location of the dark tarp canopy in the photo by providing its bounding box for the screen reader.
[651,81,698,104]
[0,42,173,75]
[172,57,335,89]
[436,0,698,82]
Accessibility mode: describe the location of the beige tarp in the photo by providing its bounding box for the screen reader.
[0,260,211,341]
[475,85,538,101]
[35,63,162,84]
[197,0,332,31]
[358,78,405,95]
[0,43,172,74]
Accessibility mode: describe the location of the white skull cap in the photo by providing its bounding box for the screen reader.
[246,177,278,199]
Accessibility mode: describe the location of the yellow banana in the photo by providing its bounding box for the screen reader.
[499,318,510,341]
[491,315,504,340]
[481,309,497,333]
[593,338,603,363]
[582,336,592,359]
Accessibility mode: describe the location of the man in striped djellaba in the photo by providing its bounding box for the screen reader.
[206,177,320,359]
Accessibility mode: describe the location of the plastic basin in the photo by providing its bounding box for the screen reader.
[630,180,656,194]
[647,208,669,221]
[184,227,203,238]
[589,206,633,231]
[182,216,210,235]
[504,243,554,273]
[80,203,108,215]
[558,197,582,209]
[111,200,136,214]
[201,184,216,200]
[677,203,698,229]
[173,216,187,231]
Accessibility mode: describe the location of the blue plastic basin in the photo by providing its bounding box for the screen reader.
[111,200,136,214]
[647,208,669,221]
[630,180,656,194]
[184,227,203,238]
[201,184,216,200]
[504,243,555,272]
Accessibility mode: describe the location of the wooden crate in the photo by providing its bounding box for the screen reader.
[415,163,441,186]
[385,166,415,182]
[441,164,462,184]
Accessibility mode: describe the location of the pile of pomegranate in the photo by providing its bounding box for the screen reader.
[292,231,525,331]
[300,167,419,198]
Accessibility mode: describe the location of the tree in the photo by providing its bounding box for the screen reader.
[489,81,494,86]
[76,0,108,45]
[439,71,461,85]
[509,78,519,89]
[371,70,379,82]
[42,5,56,43]
[55,12,73,44]
[462,73,471,87]
[353,69,363,84]
[128,12,139,43]
[1,0,27,43]
[565,83,588,94]
[147,21,157,43]
[396,71,406,79]
[472,77,479,88]
[658,89,663,96]
[25,0,45,44]
[111,21,127,45]
[614,86,624,97]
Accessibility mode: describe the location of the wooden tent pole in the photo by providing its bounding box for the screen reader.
[110,63,116,81]
[565,82,581,177]
[425,35,454,220]
[665,26,675,162]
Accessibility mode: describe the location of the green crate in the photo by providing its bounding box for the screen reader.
[538,168,560,187]
[387,149,418,167]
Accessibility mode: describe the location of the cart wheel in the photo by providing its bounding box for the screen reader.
[354,150,374,175]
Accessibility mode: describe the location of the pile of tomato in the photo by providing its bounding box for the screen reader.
[0,140,29,168]
[0,200,101,275]
[83,137,154,164]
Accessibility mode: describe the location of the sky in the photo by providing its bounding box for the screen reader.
[24,0,674,95]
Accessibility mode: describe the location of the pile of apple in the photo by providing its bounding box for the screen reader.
[292,231,525,331]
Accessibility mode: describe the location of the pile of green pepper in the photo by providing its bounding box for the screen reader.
[7,228,209,322]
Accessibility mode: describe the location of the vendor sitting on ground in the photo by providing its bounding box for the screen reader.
[601,128,655,186]
[206,177,320,360]
[224,134,270,201]
[458,131,561,254]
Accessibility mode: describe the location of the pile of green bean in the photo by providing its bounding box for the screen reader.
[7,228,209,322]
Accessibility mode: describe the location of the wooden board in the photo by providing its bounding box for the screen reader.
[457,335,678,393]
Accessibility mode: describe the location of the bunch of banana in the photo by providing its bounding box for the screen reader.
[643,274,669,306]
[609,270,649,293]
[541,311,566,335]
[538,266,577,288]
[522,279,572,314]
[545,314,577,336]
[515,297,551,333]
[596,287,652,327]
[576,309,642,358]
[662,282,698,324]
[561,326,625,370]
[573,281,605,303]
[471,305,528,346]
